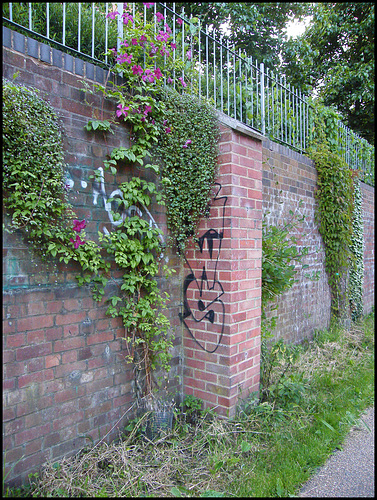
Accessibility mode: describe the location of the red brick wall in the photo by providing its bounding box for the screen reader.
[182,116,263,417]
[262,139,332,343]
[361,182,375,315]
[2,28,183,487]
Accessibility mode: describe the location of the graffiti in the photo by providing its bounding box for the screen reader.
[65,167,164,242]
[180,183,227,353]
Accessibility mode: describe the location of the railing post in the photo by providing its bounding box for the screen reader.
[260,62,265,136]
[117,2,123,54]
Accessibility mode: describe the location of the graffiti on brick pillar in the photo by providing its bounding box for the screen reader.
[65,166,163,242]
[180,183,227,353]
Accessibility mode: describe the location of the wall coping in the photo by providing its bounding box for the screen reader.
[216,110,266,142]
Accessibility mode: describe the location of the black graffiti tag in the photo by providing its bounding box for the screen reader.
[180,183,227,353]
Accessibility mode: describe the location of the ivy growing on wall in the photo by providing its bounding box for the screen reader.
[349,178,364,321]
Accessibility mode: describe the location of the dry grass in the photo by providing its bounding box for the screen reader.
[29,409,266,497]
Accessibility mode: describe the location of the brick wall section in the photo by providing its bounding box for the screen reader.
[3,27,183,487]
[182,115,263,418]
[361,182,375,315]
[262,139,332,343]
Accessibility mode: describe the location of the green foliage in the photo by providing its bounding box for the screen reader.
[349,179,364,321]
[154,88,220,253]
[309,140,355,319]
[283,3,374,144]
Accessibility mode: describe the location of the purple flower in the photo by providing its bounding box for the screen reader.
[106,10,119,20]
[122,12,134,25]
[116,104,129,119]
[154,67,163,80]
[117,52,132,64]
[164,23,172,34]
[179,76,187,88]
[182,139,192,148]
[144,105,152,115]
[176,18,183,26]
[186,49,192,60]
[167,76,173,84]
[170,42,176,50]
[142,69,155,83]
[165,127,171,134]
[143,2,154,8]
[155,12,164,22]
[73,219,86,232]
[120,40,129,47]
[70,235,85,249]
[139,34,147,44]
[132,64,143,76]
[131,38,138,46]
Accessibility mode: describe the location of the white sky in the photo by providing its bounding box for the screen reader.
[286,16,312,39]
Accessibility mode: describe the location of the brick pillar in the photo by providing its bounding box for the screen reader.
[181,115,263,417]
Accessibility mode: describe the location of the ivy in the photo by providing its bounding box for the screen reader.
[349,178,364,321]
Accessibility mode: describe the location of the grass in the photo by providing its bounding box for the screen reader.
[4,311,374,497]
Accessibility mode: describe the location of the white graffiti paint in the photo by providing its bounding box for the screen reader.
[92,167,164,241]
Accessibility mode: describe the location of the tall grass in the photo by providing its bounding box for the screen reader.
[4,311,374,497]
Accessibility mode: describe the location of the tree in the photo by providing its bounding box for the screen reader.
[172,2,311,68]
[282,3,374,144]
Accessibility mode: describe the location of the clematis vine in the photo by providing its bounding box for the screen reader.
[179,76,187,88]
[106,10,119,20]
[176,18,183,26]
[132,64,143,75]
[73,219,86,232]
[186,50,192,60]
[182,139,192,148]
[155,12,164,23]
[70,234,85,249]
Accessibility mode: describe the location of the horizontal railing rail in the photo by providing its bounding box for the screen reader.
[2,2,374,185]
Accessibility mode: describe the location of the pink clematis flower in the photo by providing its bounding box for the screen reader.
[176,18,183,26]
[155,12,164,22]
[165,126,171,134]
[144,105,152,115]
[132,65,143,76]
[143,2,154,8]
[116,104,129,119]
[154,67,163,80]
[179,76,187,88]
[106,10,119,20]
[73,219,86,232]
[186,49,192,60]
[142,69,155,83]
[170,42,176,50]
[182,139,192,148]
[70,235,85,249]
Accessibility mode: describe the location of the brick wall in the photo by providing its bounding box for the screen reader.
[2,27,183,487]
[361,182,375,315]
[262,139,332,343]
[182,114,263,418]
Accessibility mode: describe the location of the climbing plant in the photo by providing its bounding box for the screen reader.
[349,178,364,321]
[3,3,220,399]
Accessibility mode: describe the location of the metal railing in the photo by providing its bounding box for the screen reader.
[2,2,374,185]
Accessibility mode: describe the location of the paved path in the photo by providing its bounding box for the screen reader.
[299,407,374,497]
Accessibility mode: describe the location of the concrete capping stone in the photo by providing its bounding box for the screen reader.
[85,62,95,81]
[27,38,38,58]
[3,26,12,48]
[75,58,84,76]
[52,48,63,68]
[40,43,51,63]
[13,30,25,53]
[216,110,266,142]
[95,65,105,84]
[64,53,74,73]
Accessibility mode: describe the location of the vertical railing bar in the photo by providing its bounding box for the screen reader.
[117,2,123,54]
[205,25,208,100]
[173,2,176,90]
[233,45,236,119]
[104,3,108,64]
[226,39,230,116]
[28,2,32,31]
[255,59,259,130]
[284,76,288,144]
[198,18,201,100]
[77,3,81,53]
[260,62,265,136]
[245,53,249,125]
[46,3,49,39]
[266,67,269,135]
[251,57,254,128]
[62,3,66,46]
[181,6,185,82]
[9,3,13,22]
[190,13,193,92]
[280,76,283,143]
[163,2,167,87]
[220,35,223,113]
[91,3,95,59]
[239,48,242,123]
[213,30,216,108]
[288,83,291,147]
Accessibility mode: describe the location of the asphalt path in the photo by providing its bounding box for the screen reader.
[299,406,374,497]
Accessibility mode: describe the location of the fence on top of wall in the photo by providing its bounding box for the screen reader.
[2,1,374,185]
